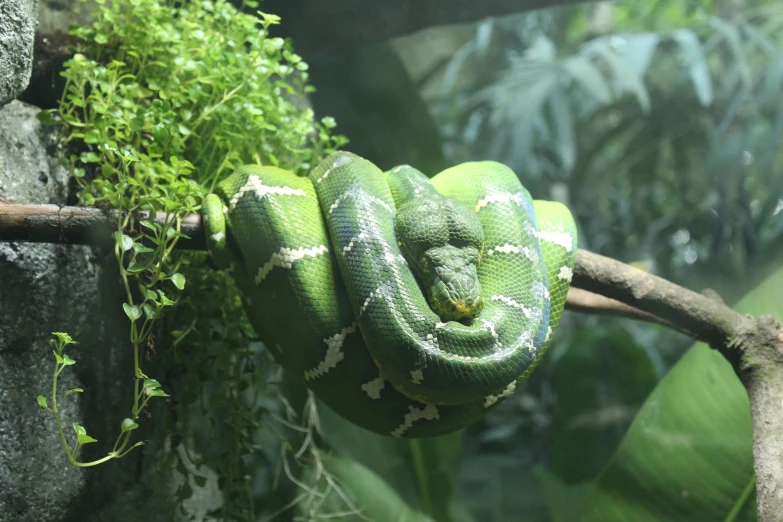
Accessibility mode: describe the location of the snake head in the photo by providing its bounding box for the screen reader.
[395,193,485,323]
[422,245,484,322]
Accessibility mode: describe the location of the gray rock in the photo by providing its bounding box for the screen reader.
[0,0,38,105]
[0,100,87,522]
[0,100,206,522]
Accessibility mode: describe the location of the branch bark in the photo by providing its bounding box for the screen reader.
[2,202,783,519]
[0,203,205,250]
[565,286,693,335]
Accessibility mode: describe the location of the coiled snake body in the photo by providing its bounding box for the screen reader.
[203,152,576,438]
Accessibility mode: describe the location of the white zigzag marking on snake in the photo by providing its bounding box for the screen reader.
[329,194,346,214]
[475,192,524,212]
[229,175,306,209]
[255,245,328,283]
[515,331,537,354]
[316,165,335,184]
[361,376,386,399]
[304,323,356,380]
[359,286,381,317]
[480,319,501,349]
[391,404,440,438]
[538,230,574,251]
[483,381,517,408]
[490,295,534,318]
[210,231,225,243]
[486,243,537,263]
[342,232,368,255]
[315,153,352,184]
[532,280,549,300]
[558,265,574,283]
[334,186,394,215]
[368,194,393,214]
[410,369,424,384]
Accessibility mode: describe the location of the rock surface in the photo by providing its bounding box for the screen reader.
[0,0,38,105]
[0,99,219,522]
[0,100,89,520]
[0,101,169,522]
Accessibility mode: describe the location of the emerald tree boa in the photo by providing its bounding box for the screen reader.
[202,152,576,438]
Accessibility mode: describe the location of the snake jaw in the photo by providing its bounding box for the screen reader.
[454,299,481,317]
[428,260,484,323]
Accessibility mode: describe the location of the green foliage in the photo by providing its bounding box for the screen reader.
[581,346,755,521]
[577,261,783,521]
[298,454,436,521]
[437,4,783,290]
[51,0,344,192]
[36,0,345,517]
[38,333,143,467]
[316,403,464,520]
[549,326,658,483]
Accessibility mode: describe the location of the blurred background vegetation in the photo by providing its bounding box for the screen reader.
[263,0,782,520]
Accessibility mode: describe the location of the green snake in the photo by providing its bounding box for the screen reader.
[202,152,577,438]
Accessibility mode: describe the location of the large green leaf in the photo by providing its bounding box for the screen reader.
[318,401,464,521]
[297,454,436,522]
[536,467,592,522]
[580,344,755,521]
[578,265,783,521]
[550,324,658,483]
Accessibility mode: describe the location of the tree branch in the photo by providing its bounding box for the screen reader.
[565,287,693,336]
[571,250,743,350]
[3,202,783,519]
[571,249,783,521]
[264,0,590,57]
[0,203,205,250]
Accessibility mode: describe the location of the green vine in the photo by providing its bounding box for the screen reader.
[37,332,149,466]
[36,0,346,516]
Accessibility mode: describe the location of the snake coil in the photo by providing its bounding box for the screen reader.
[203,152,576,438]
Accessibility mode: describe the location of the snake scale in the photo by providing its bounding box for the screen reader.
[202,152,577,438]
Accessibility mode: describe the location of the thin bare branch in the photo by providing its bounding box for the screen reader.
[565,287,693,336]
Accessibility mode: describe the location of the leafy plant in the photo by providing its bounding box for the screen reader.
[36,0,346,517]
[36,332,145,466]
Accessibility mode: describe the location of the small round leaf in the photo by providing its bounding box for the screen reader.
[115,232,134,252]
[123,303,142,322]
[171,273,186,290]
[121,418,139,433]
